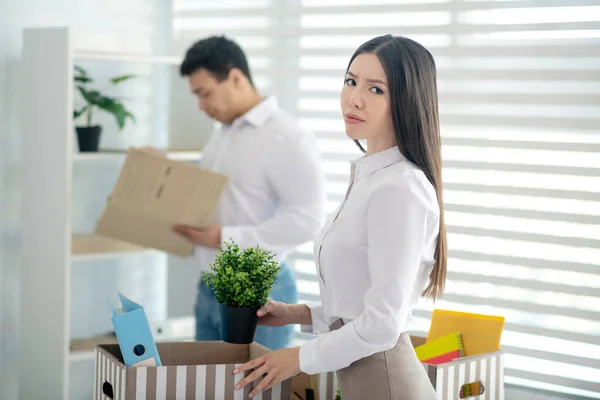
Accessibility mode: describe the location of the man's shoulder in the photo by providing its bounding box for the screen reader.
[263,109,312,141]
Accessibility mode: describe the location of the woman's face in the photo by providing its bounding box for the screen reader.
[340,53,396,154]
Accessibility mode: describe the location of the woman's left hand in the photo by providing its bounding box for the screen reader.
[233,347,301,398]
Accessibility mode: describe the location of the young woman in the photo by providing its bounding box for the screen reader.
[234,34,447,400]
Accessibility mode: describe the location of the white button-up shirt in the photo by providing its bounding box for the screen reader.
[299,146,440,375]
[193,96,326,270]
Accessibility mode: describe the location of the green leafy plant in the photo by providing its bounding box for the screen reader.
[202,238,281,308]
[335,386,342,400]
[73,65,136,130]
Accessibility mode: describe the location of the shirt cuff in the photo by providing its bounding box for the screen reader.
[299,337,326,375]
[300,303,329,335]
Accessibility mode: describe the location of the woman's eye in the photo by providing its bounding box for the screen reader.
[344,78,356,86]
[370,87,384,95]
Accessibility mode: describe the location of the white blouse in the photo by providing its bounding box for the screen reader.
[298,146,440,375]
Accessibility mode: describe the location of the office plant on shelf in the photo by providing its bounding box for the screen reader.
[201,238,280,344]
[73,65,137,152]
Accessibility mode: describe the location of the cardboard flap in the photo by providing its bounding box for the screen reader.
[249,342,272,360]
[96,204,196,257]
[158,341,250,366]
[95,148,228,256]
[108,148,227,224]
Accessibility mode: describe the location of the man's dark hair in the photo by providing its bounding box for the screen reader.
[179,35,254,86]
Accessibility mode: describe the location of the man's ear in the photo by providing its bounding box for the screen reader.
[228,68,245,89]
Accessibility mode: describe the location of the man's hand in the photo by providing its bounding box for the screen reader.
[233,347,301,398]
[173,224,221,249]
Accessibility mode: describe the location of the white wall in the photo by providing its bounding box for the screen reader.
[0,1,175,398]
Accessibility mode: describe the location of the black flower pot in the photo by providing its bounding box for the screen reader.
[76,125,102,152]
[219,303,260,344]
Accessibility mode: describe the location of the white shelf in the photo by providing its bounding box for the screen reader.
[71,233,153,261]
[74,50,182,65]
[73,149,202,162]
[21,27,209,399]
[69,316,195,363]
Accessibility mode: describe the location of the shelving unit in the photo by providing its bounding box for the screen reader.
[20,27,210,399]
[72,149,202,162]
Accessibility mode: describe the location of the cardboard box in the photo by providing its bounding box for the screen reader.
[411,336,505,400]
[95,148,228,257]
[288,337,504,400]
[95,341,292,400]
[291,373,337,400]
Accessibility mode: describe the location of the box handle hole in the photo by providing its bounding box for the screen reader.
[102,381,114,399]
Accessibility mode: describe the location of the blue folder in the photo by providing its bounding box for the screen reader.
[111,292,162,367]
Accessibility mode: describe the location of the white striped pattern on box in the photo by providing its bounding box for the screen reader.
[310,351,504,400]
[423,350,505,400]
[95,347,292,400]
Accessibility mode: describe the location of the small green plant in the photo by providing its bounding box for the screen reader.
[335,386,342,400]
[73,65,136,130]
[202,239,281,308]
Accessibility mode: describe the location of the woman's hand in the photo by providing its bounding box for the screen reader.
[258,299,313,327]
[233,347,301,398]
[257,298,290,327]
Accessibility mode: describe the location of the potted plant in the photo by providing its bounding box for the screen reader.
[202,238,281,344]
[73,65,136,152]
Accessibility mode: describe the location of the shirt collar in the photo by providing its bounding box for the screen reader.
[351,145,405,181]
[231,96,278,129]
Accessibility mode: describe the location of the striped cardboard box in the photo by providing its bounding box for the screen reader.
[311,347,504,400]
[290,372,338,400]
[424,350,505,400]
[95,342,292,400]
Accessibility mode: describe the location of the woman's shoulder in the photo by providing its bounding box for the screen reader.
[369,161,440,214]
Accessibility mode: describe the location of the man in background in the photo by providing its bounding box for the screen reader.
[173,35,326,350]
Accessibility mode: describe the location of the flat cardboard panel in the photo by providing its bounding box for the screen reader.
[95,148,228,257]
[165,341,250,366]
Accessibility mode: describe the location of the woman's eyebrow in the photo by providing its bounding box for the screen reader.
[346,70,388,87]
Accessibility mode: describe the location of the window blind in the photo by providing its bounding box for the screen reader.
[171,1,600,398]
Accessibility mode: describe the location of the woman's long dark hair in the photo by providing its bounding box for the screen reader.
[347,35,447,301]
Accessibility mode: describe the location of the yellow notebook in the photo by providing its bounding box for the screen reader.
[415,332,464,362]
[427,309,505,357]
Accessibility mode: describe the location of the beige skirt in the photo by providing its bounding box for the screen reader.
[331,320,437,400]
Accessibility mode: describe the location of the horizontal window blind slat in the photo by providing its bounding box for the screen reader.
[503,345,600,370]
[504,369,600,394]
[445,203,600,225]
[447,271,599,298]
[448,250,598,275]
[443,182,600,202]
[442,160,600,177]
[441,137,600,152]
[296,45,600,58]
[170,21,600,37]
[441,293,599,321]
[175,0,600,16]
[447,225,600,248]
